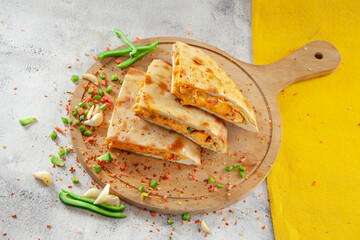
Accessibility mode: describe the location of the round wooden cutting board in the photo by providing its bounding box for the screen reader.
[69,37,340,214]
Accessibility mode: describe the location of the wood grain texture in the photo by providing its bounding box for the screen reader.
[69,37,340,214]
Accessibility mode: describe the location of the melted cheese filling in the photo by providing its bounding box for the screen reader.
[106,140,183,162]
[172,47,244,124]
[134,106,220,151]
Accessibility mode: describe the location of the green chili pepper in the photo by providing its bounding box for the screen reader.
[119,79,124,84]
[239,171,245,178]
[96,152,113,161]
[94,166,101,173]
[238,166,246,171]
[79,115,85,121]
[208,177,214,183]
[84,130,92,136]
[97,41,159,60]
[71,75,79,82]
[98,88,104,96]
[182,213,190,220]
[89,101,95,106]
[61,117,68,124]
[59,192,126,218]
[99,73,106,79]
[61,189,125,212]
[19,117,37,126]
[50,130,57,140]
[187,127,194,132]
[150,180,158,188]
[88,89,94,94]
[113,28,137,58]
[118,48,153,69]
[217,184,223,188]
[74,105,80,114]
[93,95,101,100]
[72,112,77,116]
[51,156,64,167]
[58,147,65,157]
[111,75,118,81]
[167,218,174,225]
[100,104,107,111]
[68,119,74,124]
[140,192,149,199]
[84,110,89,116]
[72,178,79,183]
[79,102,87,108]
[138,186,144,192]
[65,147,71,155]
[225,166,233,172]
[106,86,112,93]
[79,126,85,132]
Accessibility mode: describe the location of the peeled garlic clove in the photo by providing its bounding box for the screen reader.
[87,105,94,120]
[33,171,52,186]
[83,112,103,127]
[83,188,101,199]
[94,184,110,204]
[92,105,100,116]
[82,74,99,85]
[201,220,211,234]
[104,194,120,207]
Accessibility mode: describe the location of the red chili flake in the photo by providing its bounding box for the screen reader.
[68,66,72,69]
[47,225,52,229]
[54,126,64,134]
[115,59,123,64]
[72,123,77,127]
[192,174,197,180]
[106,102,111,109]
[68,186,72,189]
[255,161,260,166]
[20,29,25,32]
[136,36,141,40]
[105,46,110,51]
[254,210,258,213]
[195,220,200,224]
[213,187,218,192]
[11,214,17,218]
[240,156,246,162]
[2,233,7,236]
[101,80,106,86]
[93,56,98,61]
[87,136,95,142]
[262,226,266,230]
[225,223,229,226]
[163,173,171,180]
[69,167,75,172]
[187,29,191,35]
[119,163,126,171]
[221,209,226,215]
[163,196,167,200]
[312,181,316,186]
[150,211,156,217]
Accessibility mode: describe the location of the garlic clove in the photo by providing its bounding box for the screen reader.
[94,184,110,204]
[83,112,103,127]
[103,194,120,207]
[82,74,99,85]
[92,105,100,117]
[201,220,212,234]
[83,188,101,199]
[87,105,94,120]
[33,171,52,186]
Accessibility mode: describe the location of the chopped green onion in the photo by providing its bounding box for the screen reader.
[79,102,87,108]
[93,95,101,100]
[72,178,79,183]
[208,177,214,183]
[239,171,245,178]
[94,166,101,173]
[51,156,64,167]
[50,130,57,140]
[225,166,233,172]
[79,126,85,132]
[98,88,104,96]
[71,75,79,82]
[58,147,65,157]
[140,192,149,199]
[89,101,95,106]
[79,115,85,121]
[111,75,118,81]
[61,117,68,124]
[138,186,144,192]
[119,79,124,84]
[72,112,77,116]
[84,110,89,116]
[150,180,158,188]
[182,213,190,220]
[87,89,94,94]
[233,165,240,169]
[65,147,71,155]
[106,86,112,93]
[217,184,223,188]
[84,130,92,136]
[96,152,113,161]
[100,104,107,111]
[68,119,74,124]
[238,166,246,171]
[19,117,37,126]
[99,73,106,79]
[187,127,194,132]
[167,218,174,225]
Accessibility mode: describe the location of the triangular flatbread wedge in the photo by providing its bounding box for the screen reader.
[105,68,201,165]
[171,42,258,132]
[133,59,228,153]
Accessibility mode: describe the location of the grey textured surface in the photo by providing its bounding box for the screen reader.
[0,0,274,239]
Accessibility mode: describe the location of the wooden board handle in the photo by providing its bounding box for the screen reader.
[250,41,341,94]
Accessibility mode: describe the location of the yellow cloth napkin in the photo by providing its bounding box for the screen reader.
[253,1,360,239]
